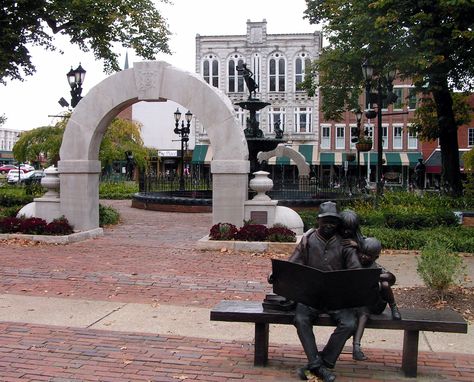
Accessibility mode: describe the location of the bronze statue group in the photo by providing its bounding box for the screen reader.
[271,201,401,382]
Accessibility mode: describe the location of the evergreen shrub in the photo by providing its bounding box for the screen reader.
[417,240,466,300]
[99,204,120,226]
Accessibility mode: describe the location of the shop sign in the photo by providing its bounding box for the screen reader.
[158,150,178,157]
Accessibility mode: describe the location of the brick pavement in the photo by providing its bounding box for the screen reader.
[1,322,473,382]
[0,199,473,381]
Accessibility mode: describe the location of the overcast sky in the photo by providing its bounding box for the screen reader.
[0,0,319,132]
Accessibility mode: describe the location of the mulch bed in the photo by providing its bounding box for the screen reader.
[394,285,474,323]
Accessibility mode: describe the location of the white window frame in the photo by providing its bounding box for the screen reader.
[294,52,311,92]
[294,107,312,133]
[202,55,219,88]
[468,128,474,147]
[364,123,374,139]
[408,88,417,110]
[269,53,286,92]
[234,107,246,130]
[382,125,388,150]
[268,107,286,133]
[335,125,345,150]
[350,124,357,149]
[321,125,331,149]
[408,126,418,149]
[393,87,403,110]
[393,125,403,150]
[227,55,245,93]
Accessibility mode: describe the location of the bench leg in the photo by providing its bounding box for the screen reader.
[402,330,419,378]
[254,322,269,366]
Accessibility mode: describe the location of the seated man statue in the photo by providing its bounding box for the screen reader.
[288,201,362,381]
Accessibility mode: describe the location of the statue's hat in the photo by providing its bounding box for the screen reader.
[318,201,340,219]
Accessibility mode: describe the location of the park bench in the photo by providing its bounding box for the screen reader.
[210,300,468,378]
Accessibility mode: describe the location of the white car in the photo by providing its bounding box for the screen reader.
[7,169,45,184]
[7,169,25,184]
[20,164,35,172]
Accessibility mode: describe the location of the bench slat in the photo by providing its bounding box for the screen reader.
[210,300,467,333]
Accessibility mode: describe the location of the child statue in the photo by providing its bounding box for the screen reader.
[339,210,401,361]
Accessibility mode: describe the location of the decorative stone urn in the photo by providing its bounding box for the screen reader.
[249,171,273,201]
[41,166,60,198]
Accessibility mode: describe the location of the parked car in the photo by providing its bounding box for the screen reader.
[19,164,35,173]
[23,170,45,184]
[0,164,18,174]
[7,169,25,184]
[6,169,43,184]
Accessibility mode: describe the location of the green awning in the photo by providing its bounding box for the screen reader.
[407,152,422,167]
[320,152,335,165]
[191,145,209,164]
[298,145,313,164]
[276,156,290,165]
[362,152,378,165]
[385,152,401,166]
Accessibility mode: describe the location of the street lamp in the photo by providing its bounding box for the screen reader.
[173,108,192,191]
[353,108,363,186]
[66,63,86,108]
[361,59,397,195]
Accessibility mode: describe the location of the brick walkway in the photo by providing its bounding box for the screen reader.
[0,200,473,381]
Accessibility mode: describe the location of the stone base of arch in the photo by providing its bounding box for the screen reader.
[211,160,250,227]
[58,160,101,231]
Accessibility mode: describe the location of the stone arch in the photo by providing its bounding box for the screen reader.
[58,61,249,231]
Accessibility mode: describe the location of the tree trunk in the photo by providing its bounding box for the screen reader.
[432,77,463,196]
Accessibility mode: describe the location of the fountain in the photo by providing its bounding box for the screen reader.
[235,63,285,173]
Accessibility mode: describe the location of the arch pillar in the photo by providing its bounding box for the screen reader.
[58,160,101,231]
[211,160,250,226]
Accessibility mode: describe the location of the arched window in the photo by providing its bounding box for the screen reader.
[228,55,245,93]
[269,53,286,92]
[295,53,311,91]
[202,55,219,88]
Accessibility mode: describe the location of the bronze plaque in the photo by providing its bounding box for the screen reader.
[250,211,268,224]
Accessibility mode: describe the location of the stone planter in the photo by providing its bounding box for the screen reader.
[197,235,301,254]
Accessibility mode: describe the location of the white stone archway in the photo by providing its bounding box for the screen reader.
[58,61,249,231]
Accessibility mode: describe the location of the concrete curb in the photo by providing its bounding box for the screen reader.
[0,227,104,244]
[197,234,301,253]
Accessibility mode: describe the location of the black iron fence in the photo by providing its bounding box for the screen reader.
[141,174,212,194]
[139,174,367,200]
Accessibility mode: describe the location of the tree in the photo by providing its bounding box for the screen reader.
[411,92,472,141]
[304,0,474,196]
[13,117,148,169]
[13,123,65,166]
[99,118,148,171]
[0,114,6,126]
[0,0,170,84]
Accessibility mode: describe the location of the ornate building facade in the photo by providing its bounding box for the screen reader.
[193,20,322,172]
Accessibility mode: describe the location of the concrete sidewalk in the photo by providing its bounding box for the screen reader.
[0,293,472,356]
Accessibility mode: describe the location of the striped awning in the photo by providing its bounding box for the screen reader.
[319,152,423,166]
[267,144,318,165]
[359,152,422,166]
[191,145,213,164]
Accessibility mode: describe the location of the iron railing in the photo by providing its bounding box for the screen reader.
[140,174,367,200]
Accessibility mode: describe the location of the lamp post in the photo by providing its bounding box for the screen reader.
[353,108,363,187]
[361,59,397,195]
[66,63,86,108]
[173,108,192,191]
